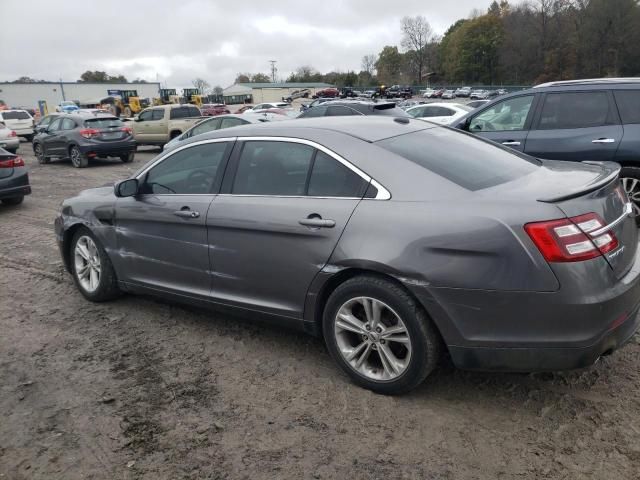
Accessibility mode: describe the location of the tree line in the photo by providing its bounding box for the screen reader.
[234,0,640,87]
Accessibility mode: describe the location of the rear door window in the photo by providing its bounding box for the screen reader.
[232,141,315,195]
[169,107,188,120]
[376,129,539,191]
[300,106,327,118]
[220,117,247,128]
[614,90,640,124]
[327,106,358,116]
[307,151,367,197]
[536,91,614,129]
[190,118,221,137]
[151,109,165,120]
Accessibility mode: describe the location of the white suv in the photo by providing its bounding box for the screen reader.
[0,110,34,141]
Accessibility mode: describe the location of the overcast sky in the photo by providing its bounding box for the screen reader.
[1,0,510,88]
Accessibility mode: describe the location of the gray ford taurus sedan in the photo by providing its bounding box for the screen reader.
[54,116,640,394]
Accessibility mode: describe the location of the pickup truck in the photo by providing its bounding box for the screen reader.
[131,104,203,147]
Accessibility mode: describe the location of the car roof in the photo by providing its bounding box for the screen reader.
[186,116,435,144]
[321,100,397,107]
[1,109,30,113]
[534,77,640,88]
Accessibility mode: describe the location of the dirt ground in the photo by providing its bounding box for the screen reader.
[1,138,640,480]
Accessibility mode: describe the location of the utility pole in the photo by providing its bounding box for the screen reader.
[269,60,277,83]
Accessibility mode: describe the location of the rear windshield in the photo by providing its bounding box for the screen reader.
[84,118,123,129]
[2,111,30,120]
[376,129,540,190]
[372,106,410,117]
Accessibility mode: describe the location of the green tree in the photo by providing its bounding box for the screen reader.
[375,46,402,85]
[78,70,128,83]
[235,73,251,83]
[250,73,271,83]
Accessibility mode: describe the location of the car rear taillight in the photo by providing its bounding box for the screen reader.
[9,130,17,137]
[79,128,100,139]
[525,212,618,262]
[0,156,25,168]
[121,126,132,135]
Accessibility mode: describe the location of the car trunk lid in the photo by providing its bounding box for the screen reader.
[83,118,130,142]
[487,159,636,278]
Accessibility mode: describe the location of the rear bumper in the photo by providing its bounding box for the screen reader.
[13,127,34,136]
[405,242,640,372]
[78,140,136,156]
[0,137,20,150]
[448,306,640,371]
[0,168,31,199]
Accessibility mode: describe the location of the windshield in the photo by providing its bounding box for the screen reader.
[84,118,124,129]
[376,128,539,191]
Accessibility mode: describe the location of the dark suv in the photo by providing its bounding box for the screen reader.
[453,78,640,211]
[33,113,136,168]
[297,100,410,118]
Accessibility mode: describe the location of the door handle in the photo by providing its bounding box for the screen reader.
[592,138,616,144]
[299,218,336,228]
[173,209,200,218]
[501,141,521,146]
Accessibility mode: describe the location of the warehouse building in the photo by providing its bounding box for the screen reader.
[222,82,335,104]
[0,82,161,113]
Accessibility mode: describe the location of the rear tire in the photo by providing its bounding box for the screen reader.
[70,145,88,168]
[1,196,24,206]
[24,134,34,142]
[6,148,18,154]
[323,275,442,395]
[70,228,120,302]
[120,152,135,163]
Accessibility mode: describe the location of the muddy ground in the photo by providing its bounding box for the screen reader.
[1,139,640,480]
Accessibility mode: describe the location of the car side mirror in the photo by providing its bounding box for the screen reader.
[114,178,139,198]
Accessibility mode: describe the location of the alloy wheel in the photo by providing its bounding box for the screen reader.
[74,235,101,293]
[70,147,81,167]
[35,144,45,164]
[334,297,412,381]
[621,177,640,215]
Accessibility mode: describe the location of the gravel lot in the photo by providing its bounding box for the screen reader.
[1,137,640,480]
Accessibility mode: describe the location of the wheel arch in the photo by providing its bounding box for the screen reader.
[170,130,182,139]
[60,222,90,272]
[308,266,448,348]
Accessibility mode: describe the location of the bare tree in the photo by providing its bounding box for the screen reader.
[361,54,377,75]
[192,78,211,94]
[400,16,435,83]
[213,85,223,95]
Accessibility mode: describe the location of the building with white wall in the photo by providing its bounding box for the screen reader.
[0,82,161,112]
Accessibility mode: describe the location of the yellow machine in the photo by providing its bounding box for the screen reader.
[100,90,144,117]
[182,89,203,108]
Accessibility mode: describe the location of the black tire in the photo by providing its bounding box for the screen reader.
[323,275,442,395]
[24,134,34,142]
[34,143,49,164]
[169,131,181,140]
[1,196,24,206]
[120,152,135,163]
[70,227,120,302]
[6,148,18,154]
[69,145,88,168]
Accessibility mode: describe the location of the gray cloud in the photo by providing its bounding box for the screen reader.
[1,0,512,87]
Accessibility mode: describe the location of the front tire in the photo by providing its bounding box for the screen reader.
[120,152,135,163]
[323,275,441,395]
[34,143,49,164]
[24,134,34,142]
[1,196,24,206]
[70,146,88,168]
[70,228,120,302]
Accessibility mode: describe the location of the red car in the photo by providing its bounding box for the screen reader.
[200,104,230,116]
[313,88,340,99]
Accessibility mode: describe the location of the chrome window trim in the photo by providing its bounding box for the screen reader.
[134,135,391,200]
[231,136,391,200]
